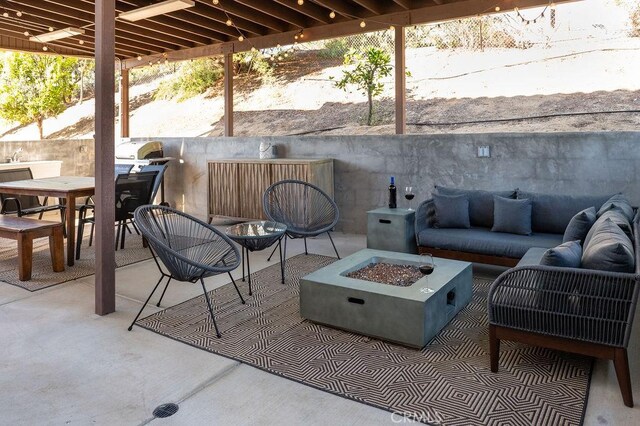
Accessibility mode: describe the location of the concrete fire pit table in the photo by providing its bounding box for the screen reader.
[300,249,473,348]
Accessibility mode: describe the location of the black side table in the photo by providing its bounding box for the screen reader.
[225,221,287,295]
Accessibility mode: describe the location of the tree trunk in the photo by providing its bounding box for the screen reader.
[36,118,44,140]
[367,91,373,126]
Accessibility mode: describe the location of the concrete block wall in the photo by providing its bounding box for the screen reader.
[0,139,94,177]
[134,132,640,235]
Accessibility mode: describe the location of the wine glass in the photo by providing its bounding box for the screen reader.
[404,186,415,211]
[419,253,436,294]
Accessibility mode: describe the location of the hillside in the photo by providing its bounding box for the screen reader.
[1,37,640,140]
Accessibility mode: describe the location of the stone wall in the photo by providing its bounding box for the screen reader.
[0,139,94,177]
[133,132,640,235]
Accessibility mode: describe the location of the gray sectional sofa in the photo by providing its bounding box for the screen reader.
[415,187,613,266]
[414,186,640,407]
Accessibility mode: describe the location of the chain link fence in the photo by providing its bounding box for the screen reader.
[83,0,640,137]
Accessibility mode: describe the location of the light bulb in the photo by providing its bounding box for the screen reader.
[137,55,142,61]
[238,35,244,41]
[250,47,256,52]
[389,25,395,31]
[360,20,366,28]
[299,32,304,39]
[2,12,8,18]
[42,46,48,51]
[23,31,29,36]
[329,11,335,19]
[294,34,298,40]
[16,11,22,17]
[495,6,500,12]
[212,0,219,4]
[297,0,304,5]
[48,27,54,32]
[550,2,556,9]
[79,40,84,45]
[226,19,232,26]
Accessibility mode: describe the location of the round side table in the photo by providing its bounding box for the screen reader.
[225,221,287,295]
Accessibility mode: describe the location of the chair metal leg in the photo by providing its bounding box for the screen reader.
[241,246,245,282]
[200,278,221,338]
[115,221,122,251]
[266,239,280,261]
[281,235,288,284]
[279,236,285,284]
[120,220,126,249]
[228,272,245,304]
[327,232,340,259]
[88,222,95,247]
[128,274,166,331]
[246,249,252,296]
[155,277,173,307]
[75,218,84,260]
[304,237,308,255]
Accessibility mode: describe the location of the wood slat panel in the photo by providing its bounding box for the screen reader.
[271,163,310,183]
[208,161,240,218]
[238,163,271,219]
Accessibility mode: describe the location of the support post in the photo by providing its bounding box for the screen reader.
[224,52,233,137]
[120,68,130,138]
[394,25,406,135]
[94,0,116,315]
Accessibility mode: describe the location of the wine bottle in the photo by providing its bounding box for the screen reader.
[388,176,397,209]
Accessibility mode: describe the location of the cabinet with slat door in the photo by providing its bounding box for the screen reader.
[208,158,333,221]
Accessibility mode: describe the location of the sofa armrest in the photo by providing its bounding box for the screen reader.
[488,265,640,348]
[415,198,435,245]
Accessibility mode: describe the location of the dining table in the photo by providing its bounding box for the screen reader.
[0,176,95,266]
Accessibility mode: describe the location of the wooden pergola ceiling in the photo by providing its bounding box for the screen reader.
[0,0,567,66]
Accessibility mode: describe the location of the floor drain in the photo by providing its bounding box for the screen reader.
[153,403,179,418]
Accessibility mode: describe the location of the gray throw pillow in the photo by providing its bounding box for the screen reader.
[491,196,532,236]
[435,186,516,228]
[540,240,582,268]
[597,194,634,222]
[563,207,597,244]
[584,210,633,248]
[433,193,470,229]
[582,218,635,273]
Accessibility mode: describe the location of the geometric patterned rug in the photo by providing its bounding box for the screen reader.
[0,234,152,292]
[137,254,592,426]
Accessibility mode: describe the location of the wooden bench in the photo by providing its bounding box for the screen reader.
[0,216,65,281]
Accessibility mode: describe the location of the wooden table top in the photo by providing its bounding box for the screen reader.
[0,176,95,193]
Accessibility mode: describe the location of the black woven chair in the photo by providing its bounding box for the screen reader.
[263,179,340,266]
[0,168,66,233]
[76,171,158,259]
[140,163,168,205]
[128,205,244,338]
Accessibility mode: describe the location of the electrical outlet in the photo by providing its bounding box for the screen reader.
[477,146,491,158]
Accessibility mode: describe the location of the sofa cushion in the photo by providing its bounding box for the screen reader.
[562,207,596,244]
[435,186,515,228]
[582,218,635,273]
[433,193,470,229]
[492,196,532,236]
[517,192,612,234]
[540,240,582,268]
[417,227,563,259]
[597,194,634,222]
[584,209,633,248]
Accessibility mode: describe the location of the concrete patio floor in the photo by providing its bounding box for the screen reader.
[1,231,639,425]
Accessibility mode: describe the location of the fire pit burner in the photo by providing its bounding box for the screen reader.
[346,262,423,287]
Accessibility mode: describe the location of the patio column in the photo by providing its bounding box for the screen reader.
[94,0,116,315]
[224,52,233,137]
[395,25,406,135]
[120,68,130,138]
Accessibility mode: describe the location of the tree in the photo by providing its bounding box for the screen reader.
[333,47,393,126]
[0,53,78,139]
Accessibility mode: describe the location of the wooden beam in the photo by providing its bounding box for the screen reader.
[224,52,233,137]
[94,0,116,316]
[312,0,369,18]
[120,68,130,138]
[273,0,332,24]
[395,25,406,135]
[351,0,386,15]
[392,0,412,9]
[235,0,309,28]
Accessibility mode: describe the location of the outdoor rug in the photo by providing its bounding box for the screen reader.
[0,234,152,292]
[138,254,592,426]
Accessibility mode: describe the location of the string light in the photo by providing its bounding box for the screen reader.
[494,7,500,12]
[212,0,219,4]
[329,11,335,19]
[226,18,232,26]
[2,12,8,18]
[23,31,29,36]
[137,55,142,61]
[42,46,48,51]
[79,40,84,45]
[515,4,550,26]
[16,11,22,17]
[297,0,304,5]
[360,20,366,28]
[48,27,54,32]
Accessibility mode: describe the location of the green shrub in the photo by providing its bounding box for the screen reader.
[233,51,272,78]
[155,58,222,101]
[318,39,349,59]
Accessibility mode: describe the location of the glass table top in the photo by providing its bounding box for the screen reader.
[225,221,287,239]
